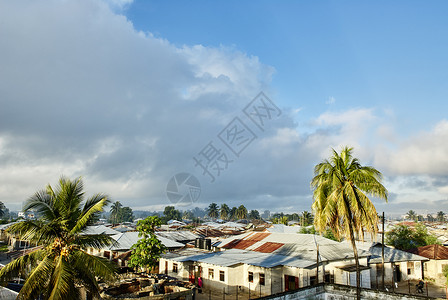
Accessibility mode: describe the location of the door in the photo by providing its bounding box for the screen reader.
[394,265,401,282]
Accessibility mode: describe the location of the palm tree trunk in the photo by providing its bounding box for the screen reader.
[349,228,361,300]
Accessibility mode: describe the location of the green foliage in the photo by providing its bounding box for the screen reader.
[443,265,448,285]
[0,176,117,300]
[220,204,230,220]
[183,210,194,220]
[323,229,340,241]
[311,146,388,299]
[386,223,440,250]
[279,216,289,225]
[161,206,182,223]
[236,205,247,219]
[207,203,219,219]
[248,209,260,220]
[437,211,446,222]
[128,216,166,271]
[109,201,134,223]
[299,226,316,234]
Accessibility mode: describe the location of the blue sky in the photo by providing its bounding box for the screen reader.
[1,0,448,217]
[125,0,448,130]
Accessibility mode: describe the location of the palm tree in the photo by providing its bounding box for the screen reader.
[220,204,230,220]
[236,205,247,220]
[110,201,122,224]
[437,211,445,222]
[230,207,238,220]
[0,201,6,218]
[406,210,417,221]
[300,211,314,226]
[207,203,219,219]
[0,176,117,299]
[280,216,289,225]
[311,147,388,300]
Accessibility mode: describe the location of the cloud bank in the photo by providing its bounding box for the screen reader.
[1,0,447,216]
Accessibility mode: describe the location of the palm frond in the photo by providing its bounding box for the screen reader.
[70,194,109,235]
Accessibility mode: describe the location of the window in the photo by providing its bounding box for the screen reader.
[103,251,110,259]
[424,263,427,271]
[219,271,225,282]
[407,262,414,275]
[173,263,178,273]
[259,273,265,285]
[209,268,214,279]
[248,272,253,283]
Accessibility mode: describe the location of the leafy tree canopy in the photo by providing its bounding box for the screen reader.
[128,216,166,271]
[386,223,440,250]
[161,206,182,223]
[0,176,116,300]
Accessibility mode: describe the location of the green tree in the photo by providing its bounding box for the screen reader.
[300,211,314,226]
[311,146,388,300]
[248,210,260,220]
[279,216,289,225]
[236,205,247,219]
[386,223,440,250]
[0,201,5,218]
[128,216,166,271]
[299,226,316,234]
[118,206,134,222]
[427,214,435,222]
[291,213,299,221]
[406,210,417,221]
[230,207,238,220]
[220,204,230,220]
[437,211,445,222]
[0,176,116,299]
[162,206,181,223]
[183,210,194,220]
[207,203,219,219]
[110,201,122,224]
[443,265,448,285]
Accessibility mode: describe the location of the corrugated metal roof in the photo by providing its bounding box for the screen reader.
[156,230,200,242]
[245,232,270,241]
[108,232,184,251]
[356,242,429,263]
[83,225,121,236]
[253,242,284,253]
[407,244,448,260]
[166,249,316,269]
[222,239,257,250]
[266,224,301,234]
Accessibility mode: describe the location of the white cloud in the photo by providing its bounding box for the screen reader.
[375,119,448,176]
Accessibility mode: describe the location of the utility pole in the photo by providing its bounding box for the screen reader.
[382,212,385,290]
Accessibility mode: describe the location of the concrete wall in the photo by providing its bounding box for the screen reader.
[258,283,435,300]
[424,259,448,284]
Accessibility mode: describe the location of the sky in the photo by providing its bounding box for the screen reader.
[1,0,448,217]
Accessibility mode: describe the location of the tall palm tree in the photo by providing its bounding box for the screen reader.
[110,201,123,224]
[220,204,230,220]
[406,210,417,221]
[300,211,314,226]
[207,203,219,219]
[236,205,247,220]
[311,147,388,300]
[0,201,6,218]
[0,176,117,300]
[230,207,238,220]
[437,211,445,222]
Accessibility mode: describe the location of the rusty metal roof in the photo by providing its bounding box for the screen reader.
[253,242,284,253]
[222,239,258,250]
[245,232,270,241]
[408,244,448,260]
